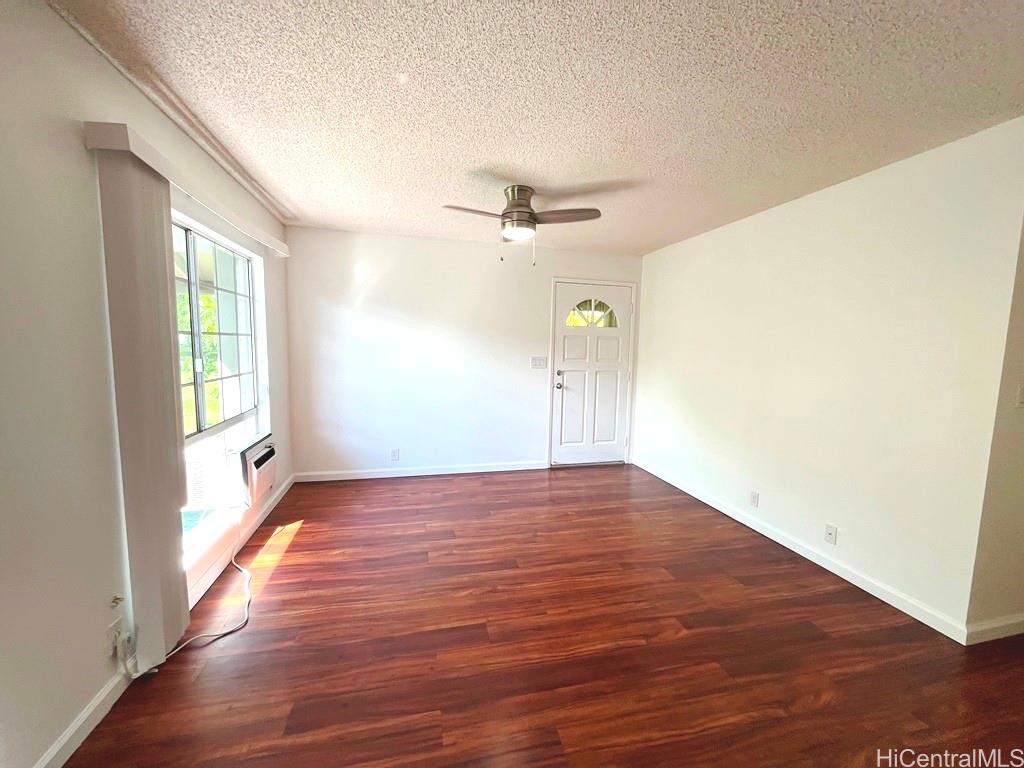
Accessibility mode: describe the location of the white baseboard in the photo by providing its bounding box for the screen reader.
[32,672,129,768]
[37,474,298,768]
[634,460,970,645]
[294,461,548,483]
[965,612,1024,645]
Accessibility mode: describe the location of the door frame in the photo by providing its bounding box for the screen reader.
[546,277,639,467]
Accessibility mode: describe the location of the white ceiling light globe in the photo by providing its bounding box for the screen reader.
[502,221,536,241]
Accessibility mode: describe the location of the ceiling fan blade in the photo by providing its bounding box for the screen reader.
[535,179,642,203]
[535,208,602,224]
[443,205,502,219]
[469,165,520,188]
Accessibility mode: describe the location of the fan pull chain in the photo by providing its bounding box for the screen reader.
[531,236,536,267]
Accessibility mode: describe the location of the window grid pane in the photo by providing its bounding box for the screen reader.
[201,334,221,379]
[175,279,192,333]
[179,333,193,382]
[240,373,255,412]
[235,255,249,296]
[181,384,197,436]
[239,335,253,374]
[220,334,239,376]
[177,225,258,437]
[218,289,237,332]
[173,225,188,279]
[567,298,618,328]
[222,375,241,420]
[237,296,251,334]
[198,287,218,334]
[216,246,236,292]
[204,380,223,426]
[195,235,216,284]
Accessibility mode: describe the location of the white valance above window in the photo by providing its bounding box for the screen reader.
[84,121,289,259]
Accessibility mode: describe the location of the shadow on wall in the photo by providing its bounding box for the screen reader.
[294,247,562,473]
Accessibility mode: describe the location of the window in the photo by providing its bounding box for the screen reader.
[566,299,618,328]
[173,223,257,437]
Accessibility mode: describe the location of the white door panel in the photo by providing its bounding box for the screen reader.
[560,370,587,445]
[563,335,588,361]
[550,281,633,464]
[593,370,619,444]
[596,337,620,362]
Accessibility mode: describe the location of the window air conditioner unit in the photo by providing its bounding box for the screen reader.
[246,443,277,509]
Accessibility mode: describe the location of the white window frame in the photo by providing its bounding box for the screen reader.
[174,221,260,441]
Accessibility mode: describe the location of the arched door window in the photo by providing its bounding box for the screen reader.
[565,299,618,328]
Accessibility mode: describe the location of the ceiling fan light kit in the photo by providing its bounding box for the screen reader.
[501,218,536,242]
[499,185,539,243]
[444,184,601,252]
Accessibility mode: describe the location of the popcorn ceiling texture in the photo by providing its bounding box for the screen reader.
[52,1,1024,256]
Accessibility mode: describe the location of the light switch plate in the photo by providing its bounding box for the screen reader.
[530,356,548,369]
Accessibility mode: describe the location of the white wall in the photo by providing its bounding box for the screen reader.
[260,253,294,483]
[286,226,640,479]
[632,117,1024,640]
[967,224,1024,637]
[0,2,291,766]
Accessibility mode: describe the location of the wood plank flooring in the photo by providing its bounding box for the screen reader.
[69,465,1024,767]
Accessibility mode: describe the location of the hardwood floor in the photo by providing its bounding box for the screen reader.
[69,465,1024,767]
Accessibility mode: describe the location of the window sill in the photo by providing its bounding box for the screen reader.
[184,406,259,446]
[185,425,271,473]
[181,411,270,518]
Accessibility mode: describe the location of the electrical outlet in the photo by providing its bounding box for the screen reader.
[750,491,759,508]
[390,448,400,462]
[824,524,839,546]
[106,616,123,658]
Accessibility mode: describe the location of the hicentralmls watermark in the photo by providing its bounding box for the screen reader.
[877,749,1024,767]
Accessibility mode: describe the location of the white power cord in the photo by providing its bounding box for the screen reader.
[119,553,253,679]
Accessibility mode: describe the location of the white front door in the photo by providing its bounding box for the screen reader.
[550,281,634,465]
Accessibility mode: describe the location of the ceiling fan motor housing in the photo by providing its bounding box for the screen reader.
[501,185,538,239]
[502,185,537,221]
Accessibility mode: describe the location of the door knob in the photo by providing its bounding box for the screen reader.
[556,369,563,376]
[555,382,563,389]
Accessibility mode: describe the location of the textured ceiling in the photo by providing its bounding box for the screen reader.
[53,0,1024,256]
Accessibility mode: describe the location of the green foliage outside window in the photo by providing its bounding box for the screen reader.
[174,223,255,436]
